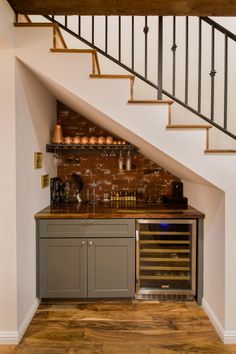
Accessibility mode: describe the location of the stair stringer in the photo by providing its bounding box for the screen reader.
[14,25,236,338]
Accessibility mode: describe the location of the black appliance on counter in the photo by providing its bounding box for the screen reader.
[163,181,188,206]
[50,177,62,204]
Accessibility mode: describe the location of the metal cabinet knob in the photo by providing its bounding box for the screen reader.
[82,240,86,246]
[88,241,93,246]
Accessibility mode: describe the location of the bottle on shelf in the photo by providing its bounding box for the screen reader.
[126,150,131,171]
[118,151,124,170]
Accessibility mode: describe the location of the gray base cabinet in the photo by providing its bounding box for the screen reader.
[37,219,135,299]
[39,238,87,298]
[88,238,135,298]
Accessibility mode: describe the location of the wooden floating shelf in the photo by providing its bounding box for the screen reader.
[46,143,138,153]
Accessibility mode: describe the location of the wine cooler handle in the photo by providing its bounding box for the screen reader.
[136,230,140,289]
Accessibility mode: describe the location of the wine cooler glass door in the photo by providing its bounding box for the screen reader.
[136,219,196,295]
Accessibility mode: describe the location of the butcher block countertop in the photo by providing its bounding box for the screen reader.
[35,202,205,219]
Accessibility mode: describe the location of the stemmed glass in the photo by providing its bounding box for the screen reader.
[109,150,116,157]
[101,149,109,157]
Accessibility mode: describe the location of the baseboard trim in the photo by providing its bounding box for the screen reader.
[223,331,236,344]
[0,331,19,345]
[17,298,39,343]
[0,298,39,345]
[202,298,236,344]
[202,298,225,342]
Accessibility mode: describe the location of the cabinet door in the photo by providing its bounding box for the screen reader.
[39,239,87,298]
[88,238,135,298]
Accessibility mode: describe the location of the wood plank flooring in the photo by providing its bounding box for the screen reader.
[2,300,236,354]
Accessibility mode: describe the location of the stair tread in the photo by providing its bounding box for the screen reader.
[128,99,174,104]
[90,74,135,79]
[51,48,96,53]
[167,124,213,129]
[205,149,236,153]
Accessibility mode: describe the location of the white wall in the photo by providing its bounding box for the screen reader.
[0,0,17,339]
[0,0,57,343]
[184,181,225,328]
[0,0,15,48]
[15,61,56,331]
[0,50,18,335]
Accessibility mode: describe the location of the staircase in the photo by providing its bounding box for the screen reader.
[13,16,236,188]
[43,15,236,144]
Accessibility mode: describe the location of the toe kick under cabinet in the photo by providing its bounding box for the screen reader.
[36,219,135,299]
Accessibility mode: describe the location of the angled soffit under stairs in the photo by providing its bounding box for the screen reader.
[16,59,219,190]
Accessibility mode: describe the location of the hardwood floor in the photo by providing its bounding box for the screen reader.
[2,300,236,354]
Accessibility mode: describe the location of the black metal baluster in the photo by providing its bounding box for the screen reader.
[118,16,121,61]
[143,16,149,79]
[210,26,216,121]
[105,16,108,53]
[92,16,94,45]
[185,17,189,104]
[131,16,134,71]
[65,15,67,28]
[43,14,236,140]
[198,18,202,113]
[51,15,54,20]
[158,16,163,99]
[78,16,81,36]
[224,34,228,129]
[171,16,177,96]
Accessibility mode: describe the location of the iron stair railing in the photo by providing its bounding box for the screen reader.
[43,15,236,140]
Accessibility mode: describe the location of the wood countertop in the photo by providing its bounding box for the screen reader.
[35,202,205,219]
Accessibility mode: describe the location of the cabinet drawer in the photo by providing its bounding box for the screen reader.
[39,219,135,238]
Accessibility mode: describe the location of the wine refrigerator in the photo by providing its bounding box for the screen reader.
[135,219,196,299]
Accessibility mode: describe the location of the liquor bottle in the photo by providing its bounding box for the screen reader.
[118,151,124,170]
[126,150,131,171]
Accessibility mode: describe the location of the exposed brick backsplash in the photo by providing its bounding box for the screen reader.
[56,101,180,202]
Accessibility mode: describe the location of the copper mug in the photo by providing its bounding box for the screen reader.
[62,136,72,144]
[106,136,113,144]
[97,136,105,144]
[72,136,80,144]
[89,136,97,144]
[81,136,89,144]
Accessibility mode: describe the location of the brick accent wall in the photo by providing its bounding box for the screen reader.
[56,101,180,202]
